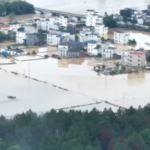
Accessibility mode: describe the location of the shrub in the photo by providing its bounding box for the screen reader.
[44,55,49,59]
[32,51,36,55]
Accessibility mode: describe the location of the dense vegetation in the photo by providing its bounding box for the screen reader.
[128,39,137,45]
[0,1,34,16]
[103,15,116,28]
[0,106,150,150]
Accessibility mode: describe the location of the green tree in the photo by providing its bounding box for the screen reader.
[113,142,131,150]
[7,145,22,150]
[146,56,150,62]
[127,133,148,150]
[103,15,116,27]
[141,129,150,147]
[17,27,25,32]
[120,9,132,18]
[0,4,6,16]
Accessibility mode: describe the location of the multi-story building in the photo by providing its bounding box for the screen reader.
[95,24,108,35]
[114,31,130,44]
[86,10,103,27]
[9,23,22,32]
[127,51,146,67]
[99,43,116,58]
[0,25,10,34]
[58,41,85,58]
[86,40,98,56]
[16,31,26,44]
[78,33,101,43]
[47,34,60,45]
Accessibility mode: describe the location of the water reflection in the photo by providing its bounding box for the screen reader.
[128,72,145,86]
[58,58,85,67]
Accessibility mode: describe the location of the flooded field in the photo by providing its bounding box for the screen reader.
[106,28,150,54]
[0,58,150,116]
[27,0,150,15]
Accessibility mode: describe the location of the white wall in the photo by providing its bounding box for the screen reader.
[16,32,26,44]
[114,32,129,44]
[58,45,68,57]
[87,43,97,56]
[47,34,60,45]
[95,24,108,35]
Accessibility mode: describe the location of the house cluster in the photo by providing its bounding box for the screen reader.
[113,5,150,29]
[31,9,110,58]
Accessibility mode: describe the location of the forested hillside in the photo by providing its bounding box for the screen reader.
[0,106,150,150]
[0,1,34,16]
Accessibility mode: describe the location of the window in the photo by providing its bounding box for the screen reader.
[130,60,132,62]
[138,59,140,61]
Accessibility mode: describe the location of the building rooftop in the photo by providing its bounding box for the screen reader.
[132,52,145,55]
[0,25,10,28]
[84,40,97,44]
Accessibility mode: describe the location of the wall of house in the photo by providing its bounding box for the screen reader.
[47,34,60,45]
[114,32,129,44]
[128,53,146,67]
[58,45,68,57]
[16,32,26,44]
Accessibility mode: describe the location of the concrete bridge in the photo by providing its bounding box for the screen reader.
[35,7,86,18]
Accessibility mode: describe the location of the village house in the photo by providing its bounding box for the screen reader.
[84,40,98,56]
[9,23,22,32]
[86,10,103,27]
[47,34,60,45]
[114,31,130,44]
[100,43,116,58]
[0,46,24,56]
[78,33,101,43]
[58,41,85,58]
[16,26,38,44]
[127,51,146,67]
[16,32,26,44]
[0,25,10,34]
[95,24,108,35]
[128,51,146,67]
[121,50,130,63]
[26,33,39,46]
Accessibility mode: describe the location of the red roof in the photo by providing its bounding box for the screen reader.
[0,25,10,28]
[132,52,145,55]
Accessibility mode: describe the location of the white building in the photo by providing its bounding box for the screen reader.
[58,44,68,57]
[16,32,26,44]
[95,24,108,35]
[0,25,10,34]
[80,27,93,35]
[86,10,103,27]
[99,43,116,58]
[114,31,130,44]
[78,33,101,43]
[128,51,146,67]
[9,23,22,32]
[47,34,60,45]
[86,41,98,56]
[121,50,130,63]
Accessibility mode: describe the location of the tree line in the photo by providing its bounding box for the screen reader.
[0,106,150,150]
[0,1,34,16]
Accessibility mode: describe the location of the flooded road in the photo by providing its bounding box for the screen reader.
[0,58,150,116]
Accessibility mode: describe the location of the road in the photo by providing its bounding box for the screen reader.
[35,7,86,18]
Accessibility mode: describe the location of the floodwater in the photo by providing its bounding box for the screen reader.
[0,58,150,116]
[27,0,150,15]
[106,29,150,54]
